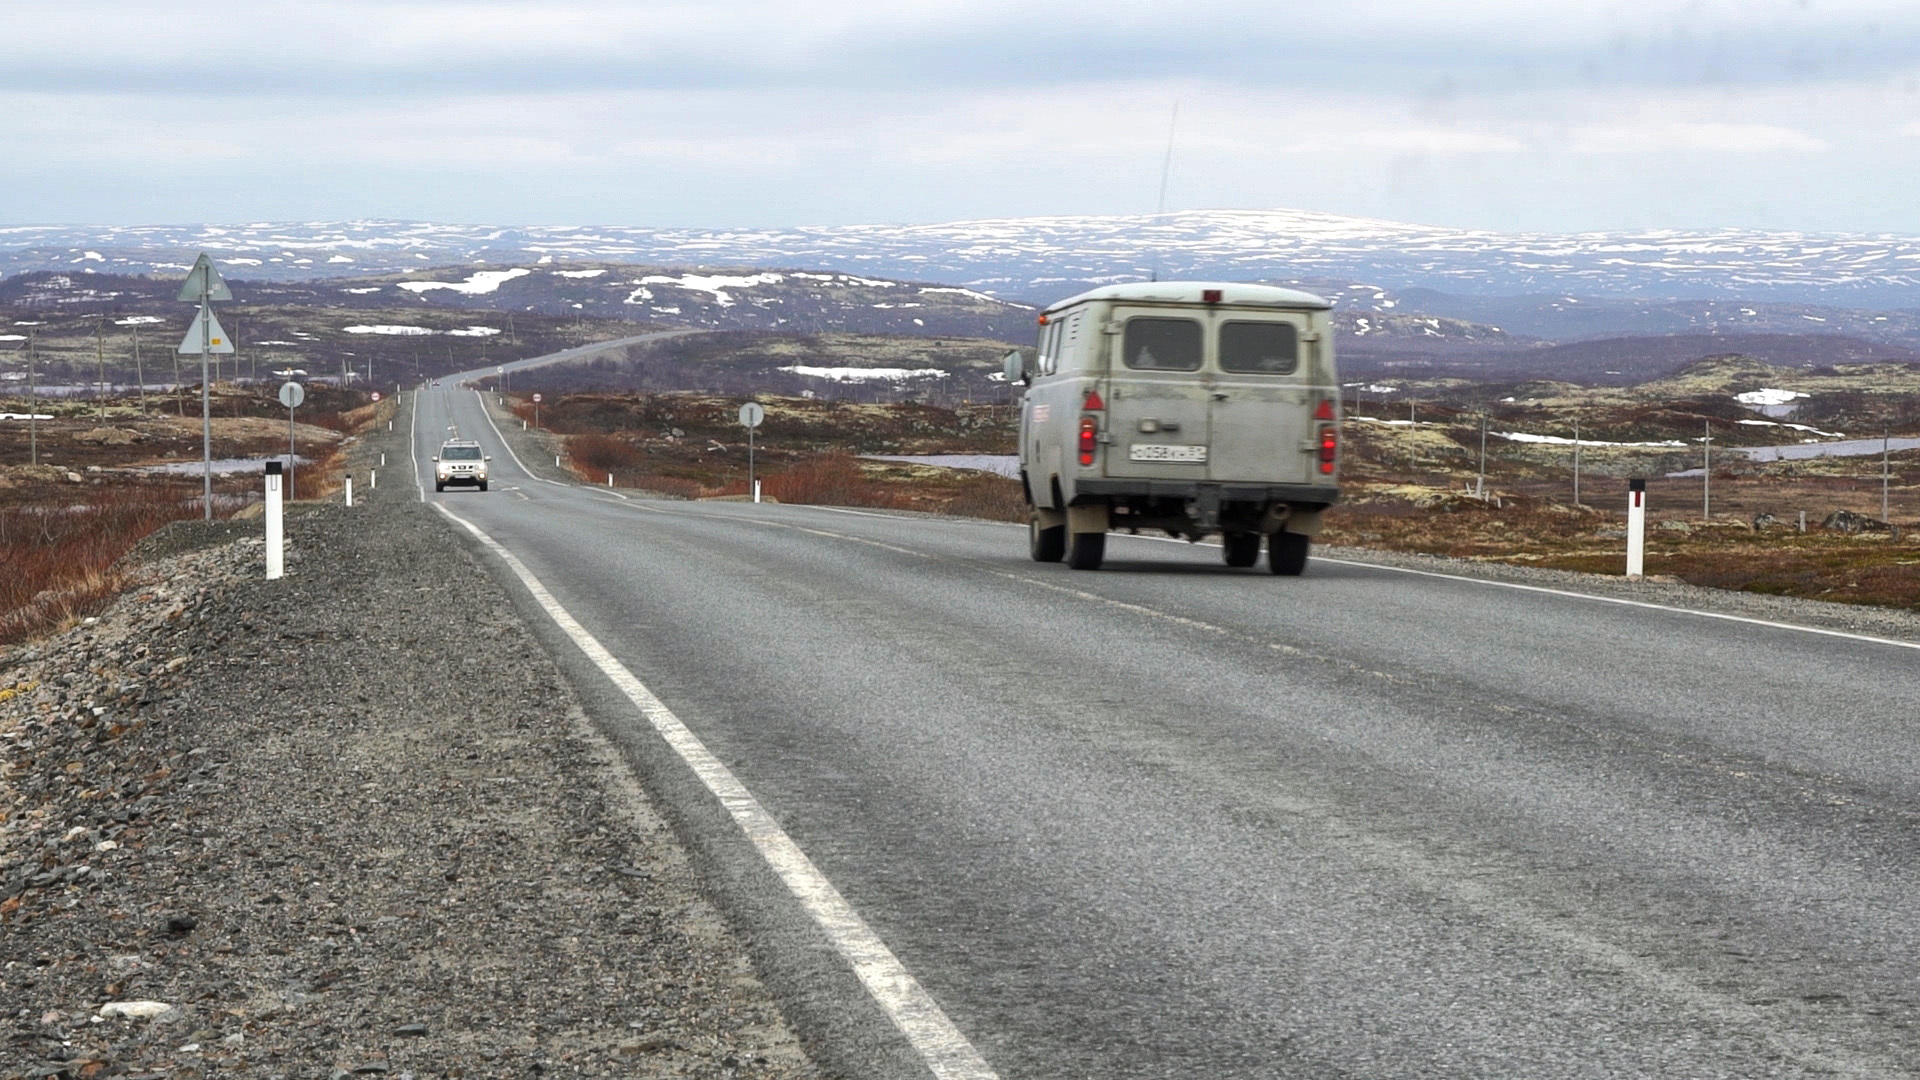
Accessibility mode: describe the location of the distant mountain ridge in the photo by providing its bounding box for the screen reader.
[7,209,1920,308]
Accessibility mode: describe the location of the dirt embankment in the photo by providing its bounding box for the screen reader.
[0,419,821,1079]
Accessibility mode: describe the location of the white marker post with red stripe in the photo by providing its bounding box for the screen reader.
[1626,478,1647,580]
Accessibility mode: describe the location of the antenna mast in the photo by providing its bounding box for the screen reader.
[1152,101,1179,282]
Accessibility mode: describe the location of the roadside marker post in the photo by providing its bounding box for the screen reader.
[264,460,284,580]
[345,474,354,508]
[1626,478,1647,580]
[370,469,376,490]
[740,402,765,503]
[177,254,234,520]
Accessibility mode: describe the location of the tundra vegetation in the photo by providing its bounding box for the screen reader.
[0,387,385,643]
[506,350,1917,611]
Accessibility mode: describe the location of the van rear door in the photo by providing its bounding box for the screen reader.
[1206,312,1316,485]
[1103,307,1213,479]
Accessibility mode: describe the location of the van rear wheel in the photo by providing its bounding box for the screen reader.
[1029,513,1065,562]
[1066,530,1105,571]
[1268,531,1310,576]
[1222,532,1261,568]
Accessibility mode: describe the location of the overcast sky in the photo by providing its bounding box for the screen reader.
[6,0,1920,234]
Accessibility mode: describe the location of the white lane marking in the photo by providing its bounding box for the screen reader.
[1313,555,1920,653]
[431,502,998,1080]
[472,388,567,489]
[962,522,1920,655]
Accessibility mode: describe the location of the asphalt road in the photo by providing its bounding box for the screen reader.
[411,378,1920,1080]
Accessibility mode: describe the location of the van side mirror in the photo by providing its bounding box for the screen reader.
[484,455,492,462]
[1003,349,1029,385]
[430,455,439,462]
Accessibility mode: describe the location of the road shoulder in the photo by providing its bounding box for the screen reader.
[0,420,821,1079]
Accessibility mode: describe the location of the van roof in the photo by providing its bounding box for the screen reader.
[1043,281,1332,314]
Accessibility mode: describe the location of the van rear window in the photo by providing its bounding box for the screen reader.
[1219,321,1299,374]
[1123,318,1203,371]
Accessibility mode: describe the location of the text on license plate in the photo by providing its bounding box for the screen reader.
[1129,443,1207,463]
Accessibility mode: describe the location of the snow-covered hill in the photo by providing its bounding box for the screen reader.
[6,208,1920,307]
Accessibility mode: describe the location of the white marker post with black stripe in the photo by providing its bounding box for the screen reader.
[265,460,285,580]
[1626,478,1647,580]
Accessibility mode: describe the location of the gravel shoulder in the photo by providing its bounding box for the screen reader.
[1,420,822,1079]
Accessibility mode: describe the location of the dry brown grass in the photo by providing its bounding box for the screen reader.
[0,482,205,644]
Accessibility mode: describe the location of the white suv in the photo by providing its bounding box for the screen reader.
[433,439,490,492]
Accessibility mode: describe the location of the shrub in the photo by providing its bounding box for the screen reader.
[567,432,645,473]
[0,484,203,644]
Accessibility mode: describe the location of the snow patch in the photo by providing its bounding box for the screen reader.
[917,286,1011,304]
[638,272,785,307]
[779,365,948,382]
[1734,388,1809,406]
[340,286,384,295]
[343,324,435,336]
[1735,418,1844,437]
[114,316,164,325]
[396,268,531,295]
[445,326,502,337]
[1498,431,1687,448]
[550,269,606,278]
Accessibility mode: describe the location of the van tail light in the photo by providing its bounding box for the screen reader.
[1318,425,1337,474]
[1079,415,1098,466]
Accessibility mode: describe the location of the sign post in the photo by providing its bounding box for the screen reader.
[532,392,542,429]
[279,380,305,499]
[177,254,234,520]
[1626,478,1647,580]
[740,401,765,503]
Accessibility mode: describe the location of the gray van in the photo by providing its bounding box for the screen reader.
[1005,282,1340,573]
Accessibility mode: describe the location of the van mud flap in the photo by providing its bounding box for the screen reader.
[1186,485,1223,531]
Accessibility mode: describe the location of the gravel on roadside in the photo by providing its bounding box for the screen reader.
[1,426,823,1079]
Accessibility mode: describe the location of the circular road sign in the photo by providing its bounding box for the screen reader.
[532,393,543,403]
[278,381,305,409]
[370,391,382,402]
[739,402,765,429]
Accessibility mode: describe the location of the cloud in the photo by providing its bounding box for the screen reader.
[1568,122,1830,154]
[6,0,1920,98]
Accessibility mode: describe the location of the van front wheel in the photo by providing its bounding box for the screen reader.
[1066,530,1105,571]
[1222,532,1261,568]
[1269,532,1310,576]
[1029,513,1066,562]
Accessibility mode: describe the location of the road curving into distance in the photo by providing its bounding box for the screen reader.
[410,363,1920,1080]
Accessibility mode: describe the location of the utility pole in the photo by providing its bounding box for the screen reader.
[1476,410,1489,500]
[1702,420,1711,521]
[1885,428,1892,523]
[132,324,146,413]
[173,339,184,417]
[25,328,37,466]
[95,318,107,419]
[1573,415,1582,507]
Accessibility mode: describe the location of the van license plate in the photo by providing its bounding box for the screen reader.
[1130,443,1207,463]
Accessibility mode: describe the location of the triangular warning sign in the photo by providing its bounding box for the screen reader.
[178,308,236,354]
[176,253,233,303]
